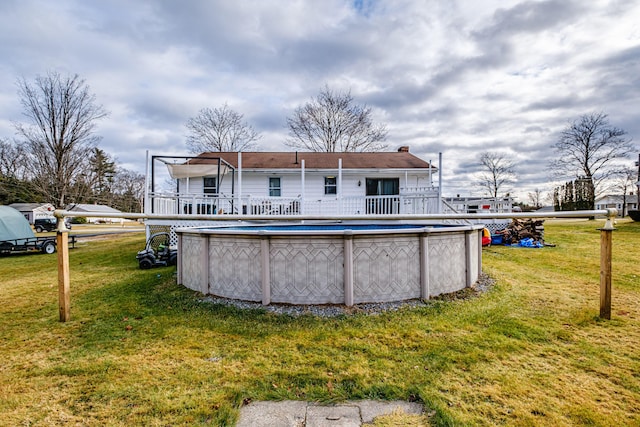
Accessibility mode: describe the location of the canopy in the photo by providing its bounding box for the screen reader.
[0,206,36,242]
[165,163,230,179]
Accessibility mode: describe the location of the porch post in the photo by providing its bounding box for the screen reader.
[142,150,150,213]
[338,158,343,215]
[301,159,305,215]
[438,152,443,213]
[238,152,242,214]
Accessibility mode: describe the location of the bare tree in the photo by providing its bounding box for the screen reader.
[550,112,633,201]
[186,104,260,153]
[111,167,145,212]
[0,138,29,180]
[13,71,107,208]
[286,86,388,152]
[0,138,35,203]
[527,188,544,209]
[476,151,516,198]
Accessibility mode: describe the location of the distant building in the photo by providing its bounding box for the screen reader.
[595,194,637,216]
[66,204,123,223]
[8,203,55,224]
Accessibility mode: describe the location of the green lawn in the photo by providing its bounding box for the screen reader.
[0,219,638,426]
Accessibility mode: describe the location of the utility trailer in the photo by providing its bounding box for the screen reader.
[0,206,61,255]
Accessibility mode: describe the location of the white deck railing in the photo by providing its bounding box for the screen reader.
[148,191,442,216]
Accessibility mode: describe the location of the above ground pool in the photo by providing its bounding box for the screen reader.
[176,222,484,306]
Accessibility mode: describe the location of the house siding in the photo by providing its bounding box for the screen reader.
[178,171,433,199]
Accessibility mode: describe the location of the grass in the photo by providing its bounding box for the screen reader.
[0,219,638,426]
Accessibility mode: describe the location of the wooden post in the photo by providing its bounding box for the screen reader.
[57,230,71,322]
[599,209,616,320]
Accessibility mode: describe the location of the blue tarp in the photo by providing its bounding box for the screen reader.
[517,237,543,248]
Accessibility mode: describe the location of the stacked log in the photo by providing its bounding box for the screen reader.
[494,219,545,245]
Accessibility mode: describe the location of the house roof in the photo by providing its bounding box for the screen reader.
[188,151,435,170]
[8,203,54,212]
[66,204,122,213]
[595,194,636,203]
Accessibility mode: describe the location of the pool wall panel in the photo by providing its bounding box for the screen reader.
[209,236,262,302]
[427,233,467,296]
[181,234,208,294]
[352,235,421,303]
[269,237,344,304]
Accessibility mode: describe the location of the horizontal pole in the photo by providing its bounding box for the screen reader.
[54,209,618,223]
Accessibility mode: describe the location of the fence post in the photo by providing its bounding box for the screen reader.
[599,209,617,320]
[56,218,71,322]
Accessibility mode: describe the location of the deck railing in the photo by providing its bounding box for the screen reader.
[148,191,442,216]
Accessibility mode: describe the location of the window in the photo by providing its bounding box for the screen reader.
[203,177,217,195]
[365,178,399,196]
[324,176,337,195]
[269,177,281,197]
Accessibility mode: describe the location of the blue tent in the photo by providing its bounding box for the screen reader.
[0,206,36,244]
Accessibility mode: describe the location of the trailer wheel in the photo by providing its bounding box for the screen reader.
[42,241,56,254]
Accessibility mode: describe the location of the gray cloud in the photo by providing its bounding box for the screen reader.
[0,0,638,202]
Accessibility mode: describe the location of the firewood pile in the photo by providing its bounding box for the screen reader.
[494,219,545,245]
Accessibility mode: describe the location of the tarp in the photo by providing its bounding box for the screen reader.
[165,164,230,179]
[0,206,36,242]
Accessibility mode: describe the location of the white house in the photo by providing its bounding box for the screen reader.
[66,203,124,223]
[8,203,55,224]
[595,194,638,217]
[147,147,441,218]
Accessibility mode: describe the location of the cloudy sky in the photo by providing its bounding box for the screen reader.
[1,0,638,201]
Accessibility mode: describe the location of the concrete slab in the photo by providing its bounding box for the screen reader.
[236,400,307,427]
[236,400,424,427]
[306,404,360,427]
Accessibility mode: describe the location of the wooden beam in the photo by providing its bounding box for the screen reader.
[57,231,70,322]
[599,210,616,320]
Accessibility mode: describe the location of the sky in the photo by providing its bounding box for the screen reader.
[1,0,639,202]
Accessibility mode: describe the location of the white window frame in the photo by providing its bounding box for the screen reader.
[203,176,217,195]
[269,177,281,197]
[324,176,337,195]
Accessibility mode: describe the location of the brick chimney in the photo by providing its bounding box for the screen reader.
[397,146,409,152]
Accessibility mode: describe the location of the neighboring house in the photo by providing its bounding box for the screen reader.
[595,194,638,217]
[66,204,123,223]
[148,147,440,217]
[8,203,55,224]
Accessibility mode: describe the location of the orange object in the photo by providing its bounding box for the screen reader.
[482,228,491,246]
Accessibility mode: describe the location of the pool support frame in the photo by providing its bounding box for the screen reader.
[53,209,618,321]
